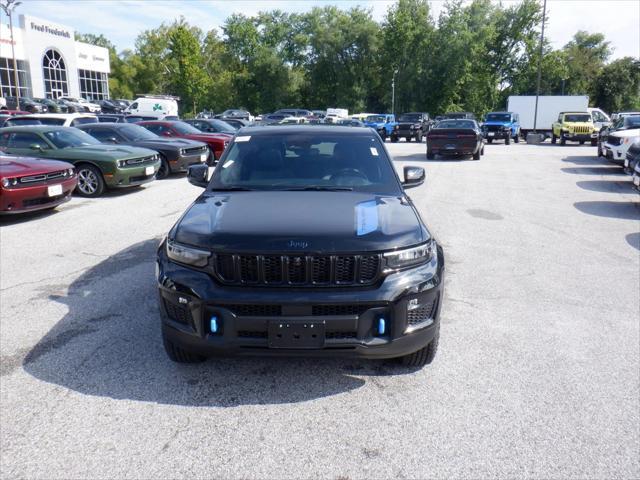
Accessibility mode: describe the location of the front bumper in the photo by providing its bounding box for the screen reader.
[483,129,510,139]
[171,152,209,172]
[105,159,161,188]
[157,242,445,359]
[562,132,597,141]
[0,177,76,214]
[604,143,627,164]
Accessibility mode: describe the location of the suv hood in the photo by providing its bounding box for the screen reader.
[483,121,511,126]
[611,128,640,138]
[173,191,427,253]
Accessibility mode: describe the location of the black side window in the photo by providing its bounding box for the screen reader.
[86,129,118,143]
[143,124,163,135]
[8,132,49,149]
[131,102,138,109]
[0,132,9,147]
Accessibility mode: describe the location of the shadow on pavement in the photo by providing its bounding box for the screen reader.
[0,208,61,226]
[574,201,640,220]
[21,239,415,407]
[561,166,625,176]
[626,232,640,251]
[576,180,636,194]
[561,155,607,166]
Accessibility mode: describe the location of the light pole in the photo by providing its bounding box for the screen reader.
[527,0,547,143]
[391,68,398,115]
[0,0,22,110]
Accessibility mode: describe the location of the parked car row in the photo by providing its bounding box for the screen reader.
[0,113,239,212]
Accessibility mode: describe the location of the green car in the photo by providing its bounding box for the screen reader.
[0,126,161,197]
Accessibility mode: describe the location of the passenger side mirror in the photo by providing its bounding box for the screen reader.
[402,166,425,189]
[29,144,43,152]
[107,137,118,144]
[187,164,209,188]
[161,131,173,137]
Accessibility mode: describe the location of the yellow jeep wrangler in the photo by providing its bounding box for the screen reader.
[552,112,598,145]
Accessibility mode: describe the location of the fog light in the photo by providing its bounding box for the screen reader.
[210,316,219,333]
[377,318,386,336]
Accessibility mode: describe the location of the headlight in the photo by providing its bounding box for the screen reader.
[383,240,436,271]
[166,239,211,267]
[409,125,415,129]
[68,168,75,176]
[179,149,186,156]
[394,125,399,130]
[117,160,126,167]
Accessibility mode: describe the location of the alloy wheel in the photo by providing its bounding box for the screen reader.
[78,168,98,195]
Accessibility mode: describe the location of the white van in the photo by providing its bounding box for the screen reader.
[125,95,179,118]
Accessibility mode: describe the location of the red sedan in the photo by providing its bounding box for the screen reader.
[0,155,77,214]
[136,120,231,162]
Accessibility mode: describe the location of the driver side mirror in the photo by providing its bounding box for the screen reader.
[402,166,425,189]
[187,164,209,188]
[161,131,173,137]
[107,137,118,144]
[29,144,43,152]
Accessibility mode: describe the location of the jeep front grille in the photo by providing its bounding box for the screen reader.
[213,253,381,287]
[573,126,591,134]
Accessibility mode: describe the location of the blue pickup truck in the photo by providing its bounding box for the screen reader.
[364,114,398,141]
[481,111,520,144]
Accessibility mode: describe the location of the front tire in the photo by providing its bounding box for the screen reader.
[157,154,170,179]
[390,134,398,143]
[75,164,105,197]
[487,138,493,144]
[505,135,511,145]
[560,136,566,146]
[162,332,207,363]
[426,149,435,160]
[551,134,557,144]
[514,133,520,143]
[473,148,481,160]
[590,139,597,146]
[400,327,439,367]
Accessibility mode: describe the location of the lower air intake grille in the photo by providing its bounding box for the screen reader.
[407,301,436,325]
[164,300,192,325]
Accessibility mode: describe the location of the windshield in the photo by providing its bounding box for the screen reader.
[624,116,640,129]
[44,129,101,148]
[209,120,236,133]
[171,122,201,134]
[435,120,476,129]
[398,114,421,122]
[366,115,385,123]
[117,124,159,141]
[210,132,401,193]
[564,114,591,122]
[485,113,512,122]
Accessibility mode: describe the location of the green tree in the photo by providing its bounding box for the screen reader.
[562,31,612,99]
[593,57,640,113]
[167,21,211,114]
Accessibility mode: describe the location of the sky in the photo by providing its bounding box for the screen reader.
[5,0,640,60]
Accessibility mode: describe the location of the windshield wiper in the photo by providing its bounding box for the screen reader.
[284,186,353,191]
[210,186,255,191]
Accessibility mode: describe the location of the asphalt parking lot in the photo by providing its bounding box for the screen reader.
[1,141,639,479]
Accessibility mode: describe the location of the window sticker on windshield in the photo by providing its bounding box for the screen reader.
[355,200,379,236]
[235,135,251,142]
[370,147,379,156]
[222,160,234,168]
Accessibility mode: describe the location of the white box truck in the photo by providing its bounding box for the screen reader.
[507,95,589,137]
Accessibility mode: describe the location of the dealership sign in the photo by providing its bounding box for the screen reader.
[29,21,71,38]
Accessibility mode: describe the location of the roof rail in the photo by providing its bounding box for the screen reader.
[135,94,181,101]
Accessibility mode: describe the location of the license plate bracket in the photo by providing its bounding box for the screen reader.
[268,321,325,349]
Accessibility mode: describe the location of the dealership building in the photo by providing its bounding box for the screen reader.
[0,14,111,100]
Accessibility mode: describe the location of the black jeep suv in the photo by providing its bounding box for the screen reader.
[157,126,445,367]
[391,112,432,143]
